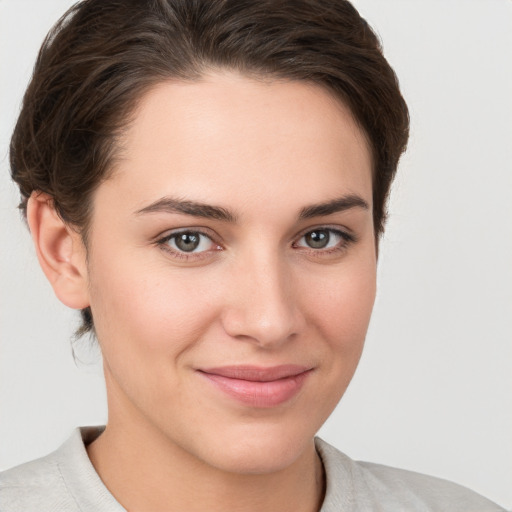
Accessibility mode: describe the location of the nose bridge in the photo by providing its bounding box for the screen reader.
[222,245,301,347]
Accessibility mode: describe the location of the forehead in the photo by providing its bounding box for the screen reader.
[99,72,372,218]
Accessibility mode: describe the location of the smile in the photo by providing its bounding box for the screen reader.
[197,365,313,408]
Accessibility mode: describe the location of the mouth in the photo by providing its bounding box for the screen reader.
[197,365,313,407]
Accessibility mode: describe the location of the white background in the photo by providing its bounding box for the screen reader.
[0,0,510,508]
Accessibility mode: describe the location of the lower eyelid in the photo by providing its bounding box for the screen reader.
[157,241,219,262]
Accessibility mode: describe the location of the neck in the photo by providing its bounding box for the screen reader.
[87,421,325,512]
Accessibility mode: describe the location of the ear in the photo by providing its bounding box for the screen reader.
[27,192,90,310]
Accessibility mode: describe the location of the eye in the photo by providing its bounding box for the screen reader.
[295,228,354,251]
[160,230,217,254]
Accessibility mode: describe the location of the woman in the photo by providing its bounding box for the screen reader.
[0,1,508,510]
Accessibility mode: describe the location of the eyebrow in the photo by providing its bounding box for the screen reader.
[135,193,368,222]
[135,197,237,222]
[299,194,369,219]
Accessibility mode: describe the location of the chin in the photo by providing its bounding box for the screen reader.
[186,422,318,475]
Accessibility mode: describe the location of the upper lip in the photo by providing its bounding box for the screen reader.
[198,365,312,382]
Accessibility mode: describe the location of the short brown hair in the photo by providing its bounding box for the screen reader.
[10,0,409,336]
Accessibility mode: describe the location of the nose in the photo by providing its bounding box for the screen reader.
[221,251,304,348]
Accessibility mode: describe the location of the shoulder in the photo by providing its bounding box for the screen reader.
[0,426,121,512]
[0,449,79,512]
[315,438,506,512]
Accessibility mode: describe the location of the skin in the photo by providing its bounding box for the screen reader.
[29,71,376,512]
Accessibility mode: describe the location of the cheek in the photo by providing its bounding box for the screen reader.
[302,257,376,359]
[300,254,376,402]
[291,255,376,427]
[87,252,220,359]
[86,255,225,420]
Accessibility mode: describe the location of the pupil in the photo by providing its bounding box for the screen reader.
[175,232,200,252]
[306,230,329,249]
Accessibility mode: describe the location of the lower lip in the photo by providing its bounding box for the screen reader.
[199,371,311,408]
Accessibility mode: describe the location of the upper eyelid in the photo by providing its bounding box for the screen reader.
[156,226,218,242]
[293,224,355,241]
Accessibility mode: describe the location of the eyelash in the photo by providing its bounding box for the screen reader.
[156,229,221,261]
[156,226,357,262]
[292,227,356,257]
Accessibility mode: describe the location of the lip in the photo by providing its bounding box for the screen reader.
[197,365,312,407]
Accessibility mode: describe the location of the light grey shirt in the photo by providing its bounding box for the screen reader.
[0,427,506,511]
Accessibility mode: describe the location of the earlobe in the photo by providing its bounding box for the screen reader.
[27,192,90,310]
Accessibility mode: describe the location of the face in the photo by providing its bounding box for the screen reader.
[84,72,376,474]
